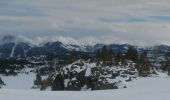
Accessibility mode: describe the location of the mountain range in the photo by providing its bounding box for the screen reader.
[0,35,169,58]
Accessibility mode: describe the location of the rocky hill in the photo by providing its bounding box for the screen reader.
[33,60,138,91]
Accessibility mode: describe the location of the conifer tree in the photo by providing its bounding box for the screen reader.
[101,45,109,61]
[51,73,64,91]
[100,45,112,65]
[160,47,170,74]
[138,51,150,77]
[96,50,101,61]
[115,52,123,65]
[0,77,5,88]
[68,52,76,64]
[126,47,138,62]
[95,45,112,65]
[168,67,170,76]
[166,47,170,76]
[34,72,42,88]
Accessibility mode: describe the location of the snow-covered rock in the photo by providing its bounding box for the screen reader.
[39,60,138,91]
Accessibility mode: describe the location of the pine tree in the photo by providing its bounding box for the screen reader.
[34,72,42,88]
[96,50,101,61]
[68,52,76,64]
[51,73,64,91]
[162,48,170,73]
[96,45,112,65]
[166,47,170,76]
[0,77,5,88]
[138,51,150,77]
[115,52,123,65]
[126,47,138,62]
[101,45,109,61]
[168,67,170,76]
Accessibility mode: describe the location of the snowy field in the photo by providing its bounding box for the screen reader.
[0,74,169,100]
[2,73,36,90]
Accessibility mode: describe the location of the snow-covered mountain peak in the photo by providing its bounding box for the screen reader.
[0,35,125,48]
[0,35,35,47]
[52,35,81,46]
[31,35,121,47]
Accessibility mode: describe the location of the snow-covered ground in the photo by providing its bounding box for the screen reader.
[0,73,169,100]
[2,73,36,90]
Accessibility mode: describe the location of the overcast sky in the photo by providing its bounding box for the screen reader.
[1,0,170,45]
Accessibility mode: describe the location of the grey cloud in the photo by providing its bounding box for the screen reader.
[0,0,170,45]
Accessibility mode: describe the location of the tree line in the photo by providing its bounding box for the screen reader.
[95,45,151,76]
